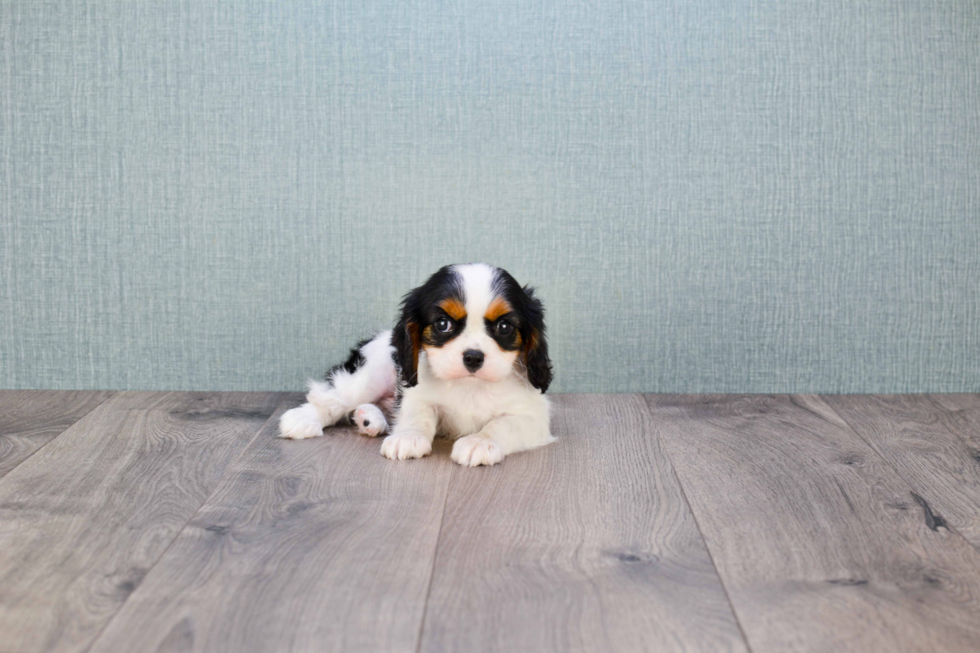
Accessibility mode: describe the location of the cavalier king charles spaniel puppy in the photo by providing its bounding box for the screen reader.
[278,263,553,466]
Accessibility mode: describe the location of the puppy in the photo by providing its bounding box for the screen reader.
[279,263,554,466]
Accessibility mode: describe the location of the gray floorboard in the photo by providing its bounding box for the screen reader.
[824,394,980,552]
[3,392,980,652]
[89,399,455,653]
[0,390,114,478]
[646,394,980,653]
[0,391,281,653]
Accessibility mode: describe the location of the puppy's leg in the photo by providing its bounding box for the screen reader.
[377,393,397,415]
[451,407,553,467]
[280,378,389,440]
[279,331,396,439]
[380,391,437,460]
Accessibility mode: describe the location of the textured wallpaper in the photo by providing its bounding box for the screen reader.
[1,1,978,392]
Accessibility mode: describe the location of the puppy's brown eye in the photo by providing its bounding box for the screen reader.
[495,321,514,336]
[435,318,454,334]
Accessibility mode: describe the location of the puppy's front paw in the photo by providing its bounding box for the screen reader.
[380,432,432,460]
[352,404,388,437]
[451,435,505,467]
[278,405,324,440]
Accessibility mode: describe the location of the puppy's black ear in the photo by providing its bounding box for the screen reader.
[521,286,552,392]
[392,290,423,387]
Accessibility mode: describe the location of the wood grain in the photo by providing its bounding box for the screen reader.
[928,393,980,414]
[419,394,748,652]
[0,391,281,653]
[823,394,980,551]
[87,403,456,653]
[0,390,114,478]
[646,394,980,652]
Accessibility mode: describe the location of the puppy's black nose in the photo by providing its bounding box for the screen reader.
[462,349,485,372]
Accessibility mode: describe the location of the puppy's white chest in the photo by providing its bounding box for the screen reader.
[436,402,494,439]
[428,381,515,439]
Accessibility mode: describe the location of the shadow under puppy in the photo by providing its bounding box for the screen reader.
[279,263,554,467]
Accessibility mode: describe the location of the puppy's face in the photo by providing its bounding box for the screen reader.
[393,264,552,391]
[421,265,521,383]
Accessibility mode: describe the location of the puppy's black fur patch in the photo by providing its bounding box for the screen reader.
[326,338,372,379]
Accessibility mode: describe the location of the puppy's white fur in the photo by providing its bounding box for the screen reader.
[280,264,553,467]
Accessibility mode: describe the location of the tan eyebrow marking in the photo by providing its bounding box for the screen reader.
[486,297,513,322]
[438,298,467,321]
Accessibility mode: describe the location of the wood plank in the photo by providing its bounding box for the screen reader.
[824,394,980,551]
[0,391,281,653]
[0,390,114,478]
[646,394,980,652]
[927,394,980,413]
[88,402,456,653]
[419,394,748,652]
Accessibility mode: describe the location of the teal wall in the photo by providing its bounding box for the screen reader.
[2,1,978,393]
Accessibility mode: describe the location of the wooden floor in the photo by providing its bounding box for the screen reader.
[1,392,979,652]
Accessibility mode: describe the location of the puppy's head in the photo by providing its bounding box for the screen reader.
[392,264,552,391]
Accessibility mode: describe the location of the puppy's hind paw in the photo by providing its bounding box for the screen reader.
[352,404,388,437]
[451,434,505,467]
[278,405,325,440]
[381,433,432,460]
